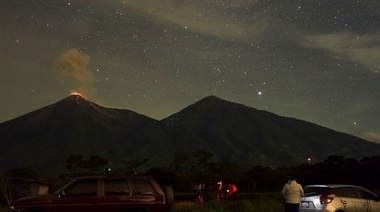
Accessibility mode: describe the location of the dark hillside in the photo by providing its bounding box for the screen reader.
[162,96,380,167]
[1,95,379,172]
[0,95,170,172]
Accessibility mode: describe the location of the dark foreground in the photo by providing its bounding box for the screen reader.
[0,194,284,212]
[172,192,284,212]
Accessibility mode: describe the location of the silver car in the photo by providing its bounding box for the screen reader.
[299,184,380,212]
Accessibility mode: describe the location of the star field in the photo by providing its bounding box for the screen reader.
[1,0,380,143]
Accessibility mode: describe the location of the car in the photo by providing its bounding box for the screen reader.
[10,175,174,212]
[299,184,380,212]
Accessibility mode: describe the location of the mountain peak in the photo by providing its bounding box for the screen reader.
[203,95,220,100]
[65,92,88,101]
[60,93,96,108]
[198,95,231,104]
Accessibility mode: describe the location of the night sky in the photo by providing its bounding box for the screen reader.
[1,0,380,143]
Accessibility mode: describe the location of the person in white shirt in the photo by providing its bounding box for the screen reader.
[281,177,304,212]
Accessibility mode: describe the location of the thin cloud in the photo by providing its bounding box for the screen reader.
[302,31,380,73]
[359,132,380,144]
[121,0,269,40]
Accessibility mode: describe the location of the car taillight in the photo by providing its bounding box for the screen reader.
[320,194,334,204]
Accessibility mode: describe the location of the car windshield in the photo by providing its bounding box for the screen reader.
[304,187,334,197]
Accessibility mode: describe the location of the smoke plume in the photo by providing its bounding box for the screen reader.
[54,48,95,98]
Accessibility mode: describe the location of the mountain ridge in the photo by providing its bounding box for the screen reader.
[0,94,379,172]
[161,95,378,167]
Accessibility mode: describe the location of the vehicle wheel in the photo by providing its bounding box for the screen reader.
[164,186,174,210]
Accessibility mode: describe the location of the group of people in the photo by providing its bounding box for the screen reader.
[193,181,238,202]
[192,177,303,211]
[281,176,304,212]
[216,181,237,201]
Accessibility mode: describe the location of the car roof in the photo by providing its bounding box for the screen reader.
[305,184,365,189]
[67,175,154,180]
[54,175,155,194]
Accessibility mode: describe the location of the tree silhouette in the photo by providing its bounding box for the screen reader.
[65,154,109,173]
[122,158,149,175]
[65,154,85,171]
[86,155,109,171]
[190,150,214,183]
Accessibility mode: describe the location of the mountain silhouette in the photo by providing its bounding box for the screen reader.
[1,94,379,172]
[0,94,172,172]
[162,95,380,167]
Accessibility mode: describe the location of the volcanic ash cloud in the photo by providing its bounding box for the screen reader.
[54,48,95,98]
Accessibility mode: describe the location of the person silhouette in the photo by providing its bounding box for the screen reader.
[281,177,304,212]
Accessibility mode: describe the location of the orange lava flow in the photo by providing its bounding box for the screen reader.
[70,91,83,97]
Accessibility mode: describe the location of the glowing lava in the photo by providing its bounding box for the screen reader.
[70,91,84,97]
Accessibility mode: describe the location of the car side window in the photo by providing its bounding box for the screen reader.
[104,179,130,196]
[131,179,155,195]
[336,187,357,198]
[354,188,378,201]
[64,179,98,196]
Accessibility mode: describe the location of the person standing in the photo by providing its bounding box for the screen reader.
[281,177,304,212]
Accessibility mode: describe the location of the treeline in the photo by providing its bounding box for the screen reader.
[147,152,380,192]
[61,151,380,192]
[3,151,380,193]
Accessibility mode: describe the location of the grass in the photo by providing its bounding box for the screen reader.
[172,200,283,212]
[2,201,283,212]
[172,193,284,212]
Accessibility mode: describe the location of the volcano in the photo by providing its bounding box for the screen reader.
[1,95,380,173]
[0,95,172,172]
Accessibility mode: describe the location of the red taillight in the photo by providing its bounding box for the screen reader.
[320,194,334,204]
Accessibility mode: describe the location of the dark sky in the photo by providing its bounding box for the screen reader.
[1,0,380,143]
